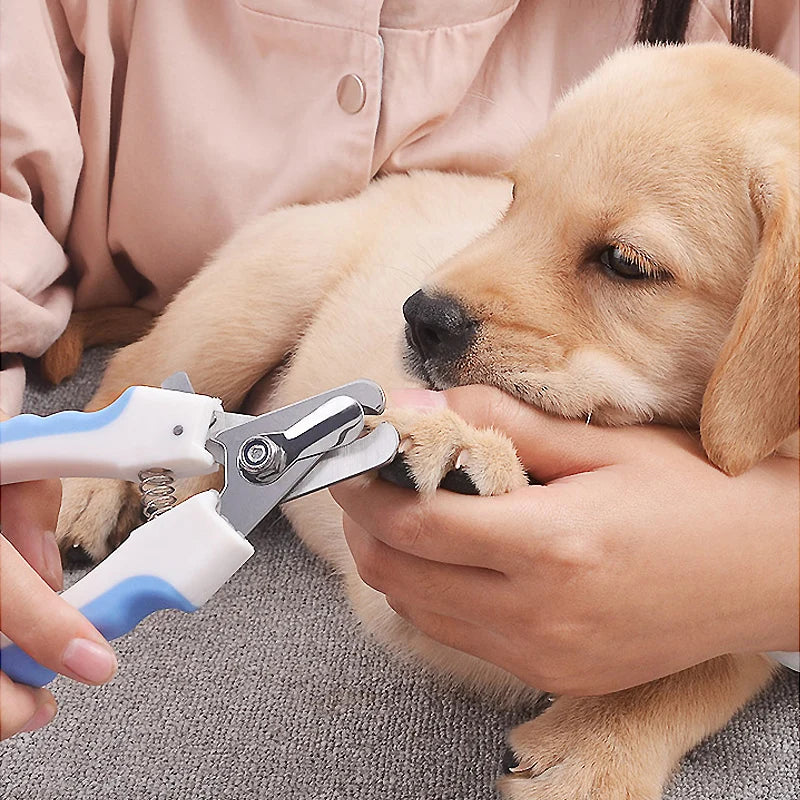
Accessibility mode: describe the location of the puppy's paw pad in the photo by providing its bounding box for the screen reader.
[374,407,526,496]
[56,477,142,563]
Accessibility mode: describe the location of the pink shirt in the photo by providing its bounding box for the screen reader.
[1,0,797,413]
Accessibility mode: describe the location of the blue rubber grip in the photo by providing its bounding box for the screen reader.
[0,576,196,688]
[0,388,134,443]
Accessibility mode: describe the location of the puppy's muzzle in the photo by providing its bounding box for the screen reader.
[403,290,476,365]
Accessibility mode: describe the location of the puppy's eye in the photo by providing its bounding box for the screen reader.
[599,246,649,280]
[511,183,517,200]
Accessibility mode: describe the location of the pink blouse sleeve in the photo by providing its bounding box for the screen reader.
[0,0,83,413]
[753,0,799,72]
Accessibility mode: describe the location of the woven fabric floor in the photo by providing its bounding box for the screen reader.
[1,348,797,800]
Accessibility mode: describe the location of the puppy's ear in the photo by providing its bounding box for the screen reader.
[700,167,799,476]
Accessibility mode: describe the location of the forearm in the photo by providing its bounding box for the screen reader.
[0,2,84,408]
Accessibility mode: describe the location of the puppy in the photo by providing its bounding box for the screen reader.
[51,44,798,799]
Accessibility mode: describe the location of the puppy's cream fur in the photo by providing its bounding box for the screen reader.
[51,44,799,800]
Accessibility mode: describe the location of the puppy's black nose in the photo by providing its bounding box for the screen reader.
[403,290,476,362]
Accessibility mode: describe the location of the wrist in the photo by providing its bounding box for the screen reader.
[697,455,799,659]
[735,463,799,655]
[765,585,799,654]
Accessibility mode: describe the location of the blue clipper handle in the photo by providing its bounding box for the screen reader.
[0,577,196,687]
[0,491,254,689]
[0,389,134,444]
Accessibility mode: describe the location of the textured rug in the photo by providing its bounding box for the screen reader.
[1,348,797,800]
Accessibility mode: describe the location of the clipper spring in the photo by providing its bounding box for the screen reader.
[138,468,177,520]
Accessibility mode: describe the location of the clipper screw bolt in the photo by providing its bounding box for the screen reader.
[238,436,286,483]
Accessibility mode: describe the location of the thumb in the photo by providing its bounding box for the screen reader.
[391,385,628,483]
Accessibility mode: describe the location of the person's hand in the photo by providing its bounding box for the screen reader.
[0,411,118,740]
[331,386,799,696]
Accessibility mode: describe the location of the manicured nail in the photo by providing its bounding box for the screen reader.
[19,701,57,734]
[62,639,118,684]
[388,389,447,411]
[41,530,63,591]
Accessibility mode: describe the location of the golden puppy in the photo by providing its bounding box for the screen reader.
[50,44,798,799]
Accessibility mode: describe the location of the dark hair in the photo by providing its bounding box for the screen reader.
[636,0,751,46]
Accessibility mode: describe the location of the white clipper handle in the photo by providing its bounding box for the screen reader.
[0,386,222,485]
[0,491,254,687]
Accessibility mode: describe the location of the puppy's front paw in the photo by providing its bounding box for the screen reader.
[375,407,528,496]
[499,698,666,800]
[56,472,224,565]
[56,477,142,564]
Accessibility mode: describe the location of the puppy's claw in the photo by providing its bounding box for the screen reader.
[63,543,95,569]
[501,747,521,775]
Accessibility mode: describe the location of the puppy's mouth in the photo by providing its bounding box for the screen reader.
[402,319,563,416]
[402,325,448,389]
[402,305,651,427]
[402,323,474,390]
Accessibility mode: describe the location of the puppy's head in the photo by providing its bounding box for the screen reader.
[404,44,799,475]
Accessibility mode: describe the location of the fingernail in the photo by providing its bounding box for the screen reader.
[41,531,63,591]
[388,389,447,411]
[19,701,57,734]
[62,639,118,684]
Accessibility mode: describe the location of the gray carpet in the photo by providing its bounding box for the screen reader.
[1,347,798,800]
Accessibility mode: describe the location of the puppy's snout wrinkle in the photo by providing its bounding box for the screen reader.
[403,289,476,363]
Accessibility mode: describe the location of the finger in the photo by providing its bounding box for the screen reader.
[384,595,510,671]
[385,598,564,693]
[331,475,547,571]
[0,672,57,739]
[0,479,63,590]
[0,537,117,685]
[435,385,634,483]
[343,514,507,625]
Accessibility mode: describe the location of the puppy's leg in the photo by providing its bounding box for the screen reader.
[57,199,372,561]
[88,196,376,411]
[40,308,154,385]
[499,654,775,800]
[57,472,225,564]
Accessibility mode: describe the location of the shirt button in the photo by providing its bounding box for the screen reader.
[337,74,366,114]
